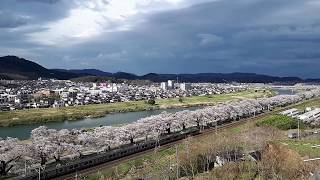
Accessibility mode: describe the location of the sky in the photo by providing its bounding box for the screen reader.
[0,0,320,78]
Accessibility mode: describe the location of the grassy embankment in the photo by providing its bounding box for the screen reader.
[279,139,320,159]
[257,98,320,159]
[83,97,320,180]
[0,89,273,127]
[261,98,320,159]
[256,114,306,130]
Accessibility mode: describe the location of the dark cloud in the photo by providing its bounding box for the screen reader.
[0,0,320,78]
[0,0,75,24]
[18,0,62,4]
[0,11,28,28]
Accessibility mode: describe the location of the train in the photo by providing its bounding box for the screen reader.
[10,105,269,180]
[11,127,200,180]
[11,108,267,180]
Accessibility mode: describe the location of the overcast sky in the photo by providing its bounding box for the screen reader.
[0,0,320,78]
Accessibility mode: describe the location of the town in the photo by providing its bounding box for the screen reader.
[0,79,249,111]
[2,0,320,179]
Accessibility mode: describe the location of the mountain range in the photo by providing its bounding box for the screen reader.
[0,56,318,83]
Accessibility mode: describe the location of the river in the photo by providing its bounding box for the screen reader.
[273,88,295,95]
[0,107,200,139]
[0,88,294,139]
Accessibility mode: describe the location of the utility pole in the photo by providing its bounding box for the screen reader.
[298,118,300,140]
[215,121,218,134]
[35,166,41,180]
[24,160,27,175]
[176,145,179,179]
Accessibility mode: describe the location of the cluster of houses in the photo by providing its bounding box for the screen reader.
[280,107,320,138]
[280,108,300,118]
[0,79,248,111]
[281,107,320,123]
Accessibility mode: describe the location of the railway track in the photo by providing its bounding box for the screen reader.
[53,113,270,180]
[52,98,316,180]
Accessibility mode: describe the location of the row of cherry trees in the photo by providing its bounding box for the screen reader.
[1,88,320,176]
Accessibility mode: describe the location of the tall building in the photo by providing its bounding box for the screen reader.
[168,80,174,89]
[112,83,118,92]
[161,82,168,91]
[180,83,191,91]
[92,83,97,89]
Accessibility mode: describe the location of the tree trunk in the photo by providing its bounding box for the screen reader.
[40,154,47,166]
[0,156,20,176]
[54,155,61,162]
[0,160,7,176]
[166,128,171,134]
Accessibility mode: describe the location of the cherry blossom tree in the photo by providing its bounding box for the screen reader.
[2,87,320,177]
[0,138,25,176]
[93,126,117,150]
[115,123,144,144]
[27,126,77,164]
[27,126,57,165]
[171,110,193,130]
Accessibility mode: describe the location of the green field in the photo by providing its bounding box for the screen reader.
[0,89,272,127]
[254,97,320,131]
[279,139,320,158]
[256,114,305,130]
[293,98,320,111]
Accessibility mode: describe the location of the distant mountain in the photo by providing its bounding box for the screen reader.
[112,72,139,80]
[0,56,79,80]
[54,69,112,77]
[141,72,303,83]
[70,76,119,83]
[305,78,320,83]
[53,69,138,80]
[0,55,317,83]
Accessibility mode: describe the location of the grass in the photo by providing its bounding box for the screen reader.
[0,175,16,180]
[230,126,243,134]
[256,114,305,130]
[157,89,273,107]
[0,89,271,127]
[293,98,320,111]
[208,161,259,180]
[81,146,180,180]
[83,97,320,179]
[279,139,320,158]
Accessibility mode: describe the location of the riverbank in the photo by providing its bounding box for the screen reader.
[0,89,273,127]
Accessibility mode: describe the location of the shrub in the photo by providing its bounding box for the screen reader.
[145,99,156,105]
[259,143,310,179]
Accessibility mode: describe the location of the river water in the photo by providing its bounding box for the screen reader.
[0,107,200,139]
[0,88,294,139]
[273,88,295,95]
